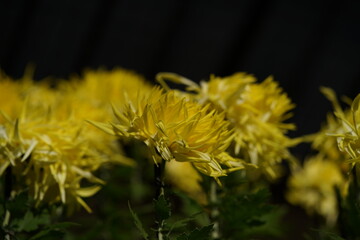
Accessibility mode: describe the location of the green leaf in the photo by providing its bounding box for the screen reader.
[187,225,213,240]
[176,225,213,240]
[168,213,201,233]
[6,192,29,217]
[12,210,50,232]
[128,202,149,240]
[336,180,360,238]
[50,222,80,229]
[176,233,188,240]
[154,194,171,222]
[29,229,65,240]
[219,188,285,239]
[311,229,345,240]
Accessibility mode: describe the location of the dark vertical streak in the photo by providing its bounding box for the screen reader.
[221,0,273,75]
[75,0,118,72]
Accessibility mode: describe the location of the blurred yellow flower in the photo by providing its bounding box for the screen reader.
[286,155,346,225]
[0,72,23,123]
[90,87,246,181]
[315,87,360,174]
[0,68,144,212]
[227,77,297,178]
[63,67,152,116]
[165,161,207,205]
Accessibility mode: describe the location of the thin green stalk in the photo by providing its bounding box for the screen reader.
[352,164,360,201]
[154,160,166,240]
[210,181,220,240]
[3,167,12,239]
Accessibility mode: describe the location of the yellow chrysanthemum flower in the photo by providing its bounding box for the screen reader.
[91,87,246,181]
[157,72,298,179]
[53,69,146,166]
[286,155,346,225]
[227,77,297,176]
[313,87,360,175]
[0,114,105,213]
[330,92,360,163]
[307,88,353,176]
[198,73,256,109]
[157,72,255,110]
[0,69,142,212]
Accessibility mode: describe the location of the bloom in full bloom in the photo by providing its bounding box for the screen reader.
[0,111,106,213]
[0,69,140,212]
[90,87,246,181]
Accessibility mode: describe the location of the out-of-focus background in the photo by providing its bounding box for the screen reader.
[1,0,360,153]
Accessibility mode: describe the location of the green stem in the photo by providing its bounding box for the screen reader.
[3,167,12,239]
[352,164,360,201]
[210,181,220,240]
[154,160,166,240]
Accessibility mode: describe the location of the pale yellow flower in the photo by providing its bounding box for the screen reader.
[90,87,246,181]
[286,155,346,225]
[165,161,207,205]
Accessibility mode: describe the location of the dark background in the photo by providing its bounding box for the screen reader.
[1,0,360,154]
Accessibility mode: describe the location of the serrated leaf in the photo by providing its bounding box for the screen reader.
[176,225,213,240]
[12,210,50,232]
[169,215,197,232]
[176,233,189,240]
[154,194,171,221]
[187,225,213,240]
[311,229,345,240]
[167,212,203,237]
[128,202,149,240]
[219,188,285,239]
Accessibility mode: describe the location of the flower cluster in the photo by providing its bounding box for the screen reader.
[286,87,353,225]
[0,68,302,212]
[0,68,144,212]
[156,72,299,179]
